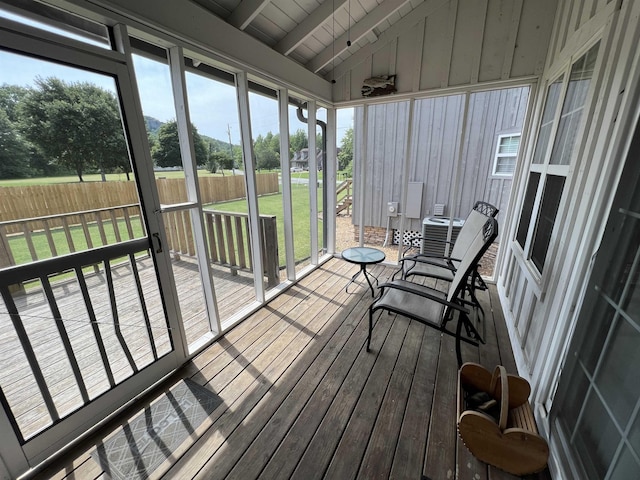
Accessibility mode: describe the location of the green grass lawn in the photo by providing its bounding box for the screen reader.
[208,185,323,266]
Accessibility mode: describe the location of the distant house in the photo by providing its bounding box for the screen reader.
[291,147,323,171]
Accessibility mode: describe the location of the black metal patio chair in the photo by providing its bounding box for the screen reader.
[367,216,498,366]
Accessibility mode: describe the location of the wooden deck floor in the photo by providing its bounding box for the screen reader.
[34,258,550,480]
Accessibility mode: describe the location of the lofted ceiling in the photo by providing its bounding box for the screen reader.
[190,0,421,81]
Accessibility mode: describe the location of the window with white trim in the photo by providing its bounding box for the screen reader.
[516,41,600,274]
[493,133,521,176]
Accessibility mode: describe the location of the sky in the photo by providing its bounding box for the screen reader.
[0,10,353,146]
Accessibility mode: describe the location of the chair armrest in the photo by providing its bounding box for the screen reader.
[400,254,459,271]
[377,281,470,314]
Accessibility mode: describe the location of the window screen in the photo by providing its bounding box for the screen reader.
[516,172,541,248]
[531,175,565,271]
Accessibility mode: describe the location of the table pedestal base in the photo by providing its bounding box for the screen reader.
[345,264,379,297]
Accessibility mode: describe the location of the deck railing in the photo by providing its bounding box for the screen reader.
[0,204,280,290]
[161,208,279,287]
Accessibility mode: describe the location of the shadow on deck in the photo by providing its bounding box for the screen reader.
[32,258,551,480]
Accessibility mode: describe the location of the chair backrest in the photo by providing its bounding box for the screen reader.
[473,200,499,218]
[449,202,499,261]
[446,217,498,303]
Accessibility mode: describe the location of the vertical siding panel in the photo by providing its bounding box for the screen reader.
[512,0,558,77]
[479,0,515,82]
[419,4,452,90]
[449,0,487,86]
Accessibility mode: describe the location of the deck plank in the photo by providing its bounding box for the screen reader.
[30,259,550,480]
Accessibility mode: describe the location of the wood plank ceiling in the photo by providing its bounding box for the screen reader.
[191,0,420,78]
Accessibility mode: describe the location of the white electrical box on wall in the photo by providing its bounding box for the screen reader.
[387,201,398,217]
[405,182,423,219]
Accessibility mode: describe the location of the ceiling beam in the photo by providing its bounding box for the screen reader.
[306,0,417,74]
[228,0,272,30]
[329,0,449,80]
[274,0,348,56]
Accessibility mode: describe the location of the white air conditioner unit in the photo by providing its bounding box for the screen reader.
[420,217,465,256]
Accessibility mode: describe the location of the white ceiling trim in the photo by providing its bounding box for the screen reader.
[228,0,273,30]
[329,0,449,80]
[274,0,348,56]
[307,0,418,74]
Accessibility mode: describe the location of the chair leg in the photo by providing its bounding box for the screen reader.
[367,307,373,352]
[455,312,464,367]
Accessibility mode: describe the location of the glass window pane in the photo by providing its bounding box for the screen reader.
[630,411,640,456]
[575,390,621,478]
[317,107,327,257]
[610,445,640,480]
[131,51,190,205]
[516,172,540,247]
[183,61,259,322]
[557,366,590,433]
[249,88,283,290]
[595,318,640,426]
[591,206,640,307]
[495,157,516,175]
[531,174,565,272]
[550,42,600,165]
[577,295,616,374]
[0,4,111,49]
[532,75,564,164]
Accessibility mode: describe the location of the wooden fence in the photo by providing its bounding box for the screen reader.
[0,173,279,232]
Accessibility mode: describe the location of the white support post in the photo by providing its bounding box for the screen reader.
[326,107,337,254]
[448,92,471,250]
[397,99,416,263]
[307,100,319,264]
[278,89,296,281]
[358,106,369,246]
[236,71,266,301]
[168,46,221,336]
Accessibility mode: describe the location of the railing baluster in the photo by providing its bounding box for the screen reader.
[42,219,58,257]
[128,253,158,361]
[205,212,219,262]
[110,210,122,243]
[184,211,195,257]
[235,216,246,268]
[225,215,237,267]
[23,221,38,262]
[104,260,138,373]
[245,217,253,270]
[40,277,89,403]
[94,212,108,245]
[74,266,116,388]
[123,207,134,239]
[61,217,76,253]
[79,213,94,249]
[215,213,227,264]
[0,224,16,268]
[0,286,59,424]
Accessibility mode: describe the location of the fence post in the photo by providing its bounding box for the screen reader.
[260,215,280,288]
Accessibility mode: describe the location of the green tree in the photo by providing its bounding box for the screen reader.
[0,84,29,124]
[208,151,234,173]
[338,127,353,172]
[0,110,31,179]
[254,132,280,170]
[151,120,208,168]
[289,129,307,158]
[19,77,128,182]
